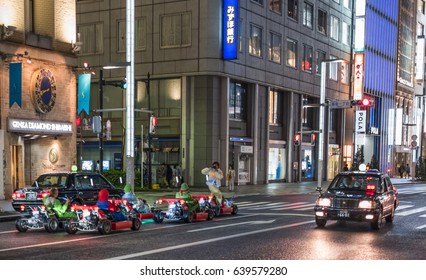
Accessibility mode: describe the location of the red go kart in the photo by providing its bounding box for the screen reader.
[64,199,141,235]
[152,197,214,223]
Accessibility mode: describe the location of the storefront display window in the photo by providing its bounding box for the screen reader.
[268,147,285,180]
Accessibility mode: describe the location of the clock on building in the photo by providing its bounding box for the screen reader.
[31,69,57,113]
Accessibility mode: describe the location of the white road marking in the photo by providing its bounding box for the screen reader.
[395,206,426,216]
[415,224,426,229]
[106,220,315,260]
[395,205,414,210]
[271,202,311,210]
[187,219,276,232]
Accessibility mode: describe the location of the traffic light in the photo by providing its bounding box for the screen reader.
[120,78,127,89]
[294,134,301,146]
[149,115,158,134]
[311,133,316,146]
[350,98,375,107]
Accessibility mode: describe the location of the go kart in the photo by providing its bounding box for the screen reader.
[193,194,238,217]
[15,205,61,233]
[64,199,141,235]
[123,199,155,221]
[152,197,214,223]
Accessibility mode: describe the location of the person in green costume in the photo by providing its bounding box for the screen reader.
[175,183,199,212]
[42,187,77,219]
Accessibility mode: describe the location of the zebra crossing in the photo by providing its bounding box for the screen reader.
[236,200,316,212]
[235,199,426,229]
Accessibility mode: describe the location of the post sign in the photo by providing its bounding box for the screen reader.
[355,110,366,133]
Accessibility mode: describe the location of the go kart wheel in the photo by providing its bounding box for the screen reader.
[231,204,238,215]
[98,219,112,235]
[44,217,59,233]
[65,218,79,234]
[184,211,194,223]
[214,206,220,217]
[131,218,142,231]
[315,217,327,228]
[153,211,164,223]
[207,209,215,220]
[15,219,28,232]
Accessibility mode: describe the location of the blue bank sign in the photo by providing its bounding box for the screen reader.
[223,0,238,60]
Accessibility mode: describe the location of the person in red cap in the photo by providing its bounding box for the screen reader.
[96,188,127,221]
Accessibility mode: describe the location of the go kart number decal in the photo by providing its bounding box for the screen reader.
[233,266,288,276]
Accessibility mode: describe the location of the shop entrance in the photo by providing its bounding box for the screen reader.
[11,145,24,189]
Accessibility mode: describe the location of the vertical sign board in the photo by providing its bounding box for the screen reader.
[355,110,366,133]
[223,0,238,60]
[353,53,364,100]
[416,37,425,81]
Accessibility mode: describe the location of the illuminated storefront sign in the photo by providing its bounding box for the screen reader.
[223,0,238,60]
[8,118,72,134]
[353,53,364,100]
[355,110,366,133]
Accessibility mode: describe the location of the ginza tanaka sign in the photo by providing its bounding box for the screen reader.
[8,118,72,134]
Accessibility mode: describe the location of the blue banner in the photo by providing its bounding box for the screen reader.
[78,74,91,114]
[223,0,238,60]
[9,63,22,107]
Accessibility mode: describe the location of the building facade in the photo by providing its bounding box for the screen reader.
[0,0,78,199]
[76,0,352,187]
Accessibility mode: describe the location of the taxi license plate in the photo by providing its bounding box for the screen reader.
[26,193,37,200]
[338,211,349,218]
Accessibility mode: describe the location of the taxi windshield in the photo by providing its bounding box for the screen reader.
[329,175,380,191]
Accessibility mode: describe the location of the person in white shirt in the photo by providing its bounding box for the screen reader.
[201,161,224,206]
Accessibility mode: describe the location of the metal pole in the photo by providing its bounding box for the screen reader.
[318,62,326,190]
[141,124,144,188]
[147,73,152,188]
[125,0,135,191]
[99,69,104,174]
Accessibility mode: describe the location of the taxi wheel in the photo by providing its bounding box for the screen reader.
[385,206,395,223]
[371,209,383,230]
[315,217,327,228]
[65,218,79,234]
[98,219,112,235]
[44,217,59,233]
[15,219,28,232]
[131,218,141,231]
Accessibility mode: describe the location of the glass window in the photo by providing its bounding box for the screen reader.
[269,0,282,13]
[118,19,147,52]
[252,0,264,5]
[269,89,283,124]
[343,0,351,9]
[316,50,326,75]
[78,23,104,54]
[286,38,297,68]
[419,0,425,14]
[417,22,424,36]
[229,81,247,120]
[249,24,263,57]
[302,44,313,72]
[318,9,327,34]
[329,55,338,81]
[288,0,298,21]
[269,31,282,63]
[302,2,313,29]
[341,62,349,84]
[160,13,191,48]
[330,15,340,41]
[342,21,351,46]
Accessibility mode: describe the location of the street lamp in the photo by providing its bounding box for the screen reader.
[318,59,345,191]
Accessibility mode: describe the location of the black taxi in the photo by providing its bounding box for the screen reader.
[12,172,124,212]
[314,165,399,230]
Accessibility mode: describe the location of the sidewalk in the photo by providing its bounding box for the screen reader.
[0,177,415,222]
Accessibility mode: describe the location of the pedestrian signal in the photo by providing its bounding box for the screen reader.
[294,134,301,146]
[149,115,158,134]
[311,133,316,146]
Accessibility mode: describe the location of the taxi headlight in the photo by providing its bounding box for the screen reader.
[358,200,374,209]
[317,198,331,207]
